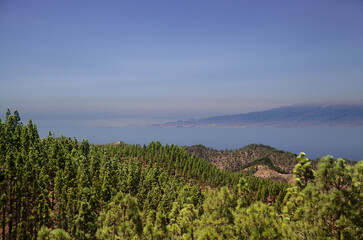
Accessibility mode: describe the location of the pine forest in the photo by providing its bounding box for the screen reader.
[1,110,362,240]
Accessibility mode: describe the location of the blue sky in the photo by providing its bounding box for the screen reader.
[1,0,363,127]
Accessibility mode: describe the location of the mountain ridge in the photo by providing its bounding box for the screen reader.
[152,103,363,128]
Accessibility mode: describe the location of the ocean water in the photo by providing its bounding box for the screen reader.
[38,127,363,161]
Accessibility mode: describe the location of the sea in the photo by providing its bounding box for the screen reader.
[37,127,363,161]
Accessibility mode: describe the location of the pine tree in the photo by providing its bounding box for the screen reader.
[153,211,168,240]
[234,202,282,239]
[283,155,363,239]
[195,187,235,239]
[236,177,251,209]
[167,202,181,239]
[293,152,314,190]
[5,108,11,122]
[177,200,199,240]
[49,228,71,240]
[73,201,98,240]
[97,192,142,240]
[37,226,51,240]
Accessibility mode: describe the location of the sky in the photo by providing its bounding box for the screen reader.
[1,0,363,127]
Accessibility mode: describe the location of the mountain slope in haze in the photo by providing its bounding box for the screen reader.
[155,103,363,127]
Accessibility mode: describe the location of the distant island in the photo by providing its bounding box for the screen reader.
[152,103,363,128]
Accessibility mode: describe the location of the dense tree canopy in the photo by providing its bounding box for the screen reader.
[0,110,361,239]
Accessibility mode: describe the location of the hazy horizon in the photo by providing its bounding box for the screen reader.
[1,1,363,127]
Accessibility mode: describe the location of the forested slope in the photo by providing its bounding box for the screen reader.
[1,110,362,239]
[185,144,300,183]
[185,144,299,173]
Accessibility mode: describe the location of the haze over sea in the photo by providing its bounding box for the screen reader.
[2,1,363,162]
[37,126,363,161]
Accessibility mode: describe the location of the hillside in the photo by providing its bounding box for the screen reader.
[184,144,358,183]
[154,103,363,127]
[185,144,300,183]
